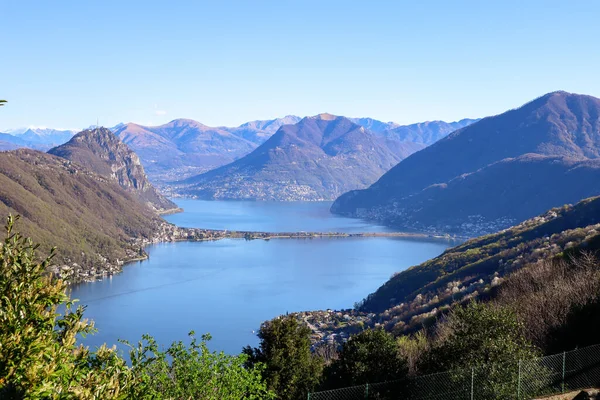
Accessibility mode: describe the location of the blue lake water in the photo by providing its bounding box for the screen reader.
[70,200,453,354]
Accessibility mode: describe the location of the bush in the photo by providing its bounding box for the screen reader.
[123,333,272,399]
[0,215,130,399]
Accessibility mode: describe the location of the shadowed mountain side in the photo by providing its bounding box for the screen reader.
[332,91,600,234]
[361,193,600,314]
[365,155,600,236]
[48,128,178,214]
[178,115,418,201]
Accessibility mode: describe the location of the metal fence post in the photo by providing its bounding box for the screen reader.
[562,351,566,393]
[471,367,475,400]
[365,383,369,399]
[517,359,522,400]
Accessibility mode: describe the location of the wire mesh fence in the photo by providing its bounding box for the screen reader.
[309,343,600,400]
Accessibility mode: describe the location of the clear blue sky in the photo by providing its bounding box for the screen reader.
[1,0,599,130]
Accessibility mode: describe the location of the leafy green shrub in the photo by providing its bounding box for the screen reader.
[123,333,273,399]
[0,215,130,399]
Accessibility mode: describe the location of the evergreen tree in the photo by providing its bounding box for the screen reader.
[326,329,408,387]
[243,315,323,400]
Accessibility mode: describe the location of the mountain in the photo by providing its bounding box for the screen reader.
[0,141,20,151]
[113,119,257,182]
[0,149,163,281]
[229,115,302,143]
[178,114,423,201]
[382,118,478,144]
[348,118,400,133]
[3,127,76,149]
[48,128,178,214]
[332,91,600,235]
[0,132,28,150]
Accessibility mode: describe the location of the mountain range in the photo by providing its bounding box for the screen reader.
[381,118,479,144]
[112,119,258,182]
[48,128,179,214]
[177,114,424,200]
[110,116,476,183]
[0,127,77,151]
[332,91,600,236]
[3,116,478,185]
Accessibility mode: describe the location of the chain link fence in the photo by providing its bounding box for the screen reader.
[309,343,600,400]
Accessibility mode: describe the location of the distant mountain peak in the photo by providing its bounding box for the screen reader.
[164,118,209,129]
[312,113,338,121]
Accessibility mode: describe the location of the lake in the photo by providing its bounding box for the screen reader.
[70,200,453,354]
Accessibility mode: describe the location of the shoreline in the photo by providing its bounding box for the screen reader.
[68,224,465,284]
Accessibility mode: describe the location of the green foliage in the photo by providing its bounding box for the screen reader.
[396,331,429,376]
[326,329,408,387]
[0,215,130,399]
[123,332,273,399]
[425,301,539,369]
[0,100,6,107]
[422,301,543,399]
[0,216,272,399]
[243,316,323,400]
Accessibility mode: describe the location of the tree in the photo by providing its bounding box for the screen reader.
[325,329,408,388]
[0,215,130,399]
[421,301,543,399]
[123,332,273,399]
[0,100,6,107]
[424,301,539,370]
[396,330,429,376]
[243,315,323,400]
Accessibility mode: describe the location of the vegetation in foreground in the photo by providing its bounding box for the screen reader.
[0,216,272,399]
[3,200,600,399]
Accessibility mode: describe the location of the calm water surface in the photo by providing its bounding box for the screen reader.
[71,200,452,354]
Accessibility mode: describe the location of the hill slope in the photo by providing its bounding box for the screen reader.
[301,194,600,344]
[178,114,422,200]
[48,128,178,214]
[332,91,600,235]
[0,149,164,281]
